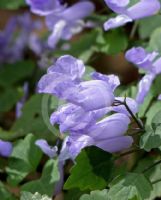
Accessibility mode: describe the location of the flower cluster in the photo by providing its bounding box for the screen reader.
[0,13,42,64]
[104,0,160,31]
[26,0,95,48]
[125,47,161,104]
[37,55,138,159]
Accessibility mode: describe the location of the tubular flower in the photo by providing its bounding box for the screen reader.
[38,55,134,156]
[125,47,161,104]
[104,0,160,31]
[26,0,95,48]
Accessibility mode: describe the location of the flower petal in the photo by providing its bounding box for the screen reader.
[91,72,120,91]
[35,139,58,158]
[96,136,133,153]
[48,55,85,80]
[136,73,155,104]
[127,0,160,20]
[0,140,13,157]
[104,14,132,31]
[87,113,130,140]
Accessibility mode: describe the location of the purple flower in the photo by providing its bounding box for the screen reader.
[38,55,134,158]
[26,0,63,16]
[35,139,58,158]
[0,13,42,64]
[38,55,85,95]
[136,73,155,104]
[47,55,85,80]
[125,47,161,104]
[0,140,13,157]
[91,72,120,91]
[59,80,114,111]
[46,1,95,47]
[125,47,159,73]
[50,103,109,133]
[35,139,68,195]
[64,113,133,158]
[104,0,160,31]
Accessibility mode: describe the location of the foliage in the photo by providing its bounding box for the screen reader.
[1,0,161,199]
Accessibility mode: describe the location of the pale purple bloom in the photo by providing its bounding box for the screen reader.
[35,138,69,195]
[0,140,13,157]
[46,1,95,47]
[26,0,63,16]
[47,55,85,81]
[26,0,95,48]
[64,113,133,158]
[38,55,134,158]
[50,103,109,133]
[125,47,159,73]
[38,55,85,95]
[62,135,94,159]
[0,13,41,63]
[38,55,114,111]
[35,139,58,158]
[91,72,120,91]
[104,14,132,30]
[125,47,161,104]
[57,80,114,111]
[104,0,160,31]
[136,73,155,104]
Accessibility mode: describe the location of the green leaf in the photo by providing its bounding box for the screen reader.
[64,189,85,200]
[0,61,35,87]
[0,88,22,112]
[55,30,98,63]
[145,101,161,125]
[11,94,59,139]
[20,192,52,200]
[21,159,60,197]
[140,126,161,151]
[139,15,161,39]
[64,147,113,191]
[152,108,161,128]
[0,181,17,200]
[0,0,25,9]
[79,190,109,200]
[6,134,42,185]
[98,29,128,54]
[108,173,152,200]
[134,157,161,200]
[149,27,161,52]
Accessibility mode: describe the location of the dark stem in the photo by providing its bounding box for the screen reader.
[115,148,140,160]
[114,99,144,131]
[142,159,161,174]
[152,178,161,185]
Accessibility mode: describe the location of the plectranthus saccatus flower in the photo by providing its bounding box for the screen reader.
[0,13,41,64]
[125,47,161,104]
[38,55,138,157]
[104,0,160,31]
[26,0,95,48]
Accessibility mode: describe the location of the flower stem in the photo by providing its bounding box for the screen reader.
[115,148,141,160]
[142,159,161,174]
[114,98,144,131]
